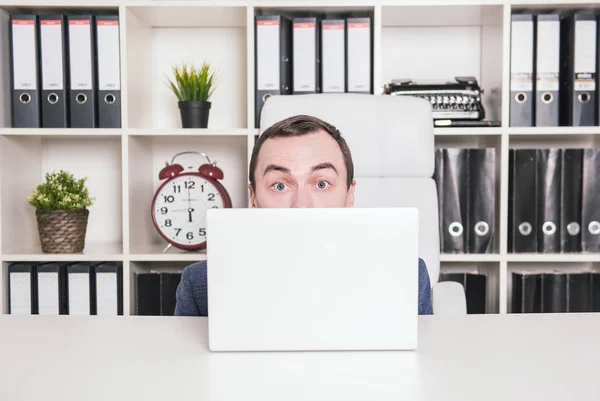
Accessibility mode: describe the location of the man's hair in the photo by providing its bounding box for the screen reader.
[249,114,354,191]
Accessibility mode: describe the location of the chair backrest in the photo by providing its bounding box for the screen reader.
[259,93,440,284]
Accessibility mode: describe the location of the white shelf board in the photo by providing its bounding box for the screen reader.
[507,127,600,136]
[1,242,124,262]
[126,128,257,137]
[127,3,247,28]
[129,243,206,262]
[434,127,503,136]
[506,253,600,263]
[440,253,502,262]
[0,128,122,137]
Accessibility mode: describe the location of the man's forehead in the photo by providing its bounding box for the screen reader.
[258,130,344,162]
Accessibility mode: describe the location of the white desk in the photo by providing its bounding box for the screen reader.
[0,313,599,401]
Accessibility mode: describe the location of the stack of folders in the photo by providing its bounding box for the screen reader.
[134,272,182,316]
[433,148,497,254]
[439,272,488,314]
[511,271,600,313]
[508,148,600,253]
[510,11,600,127]
[9,13,121,129]
[254,14,372,126]
[8,262,123,315]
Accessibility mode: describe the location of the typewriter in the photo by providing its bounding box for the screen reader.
[383,76,486,121]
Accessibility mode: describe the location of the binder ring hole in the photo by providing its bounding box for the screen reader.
[518,222,532,236]
[588,221,600,235]
[105,94,116,104]
[48,93,59,105]
[262,93,272,102]
[567,222,581,236]
[542,92,553,104]
[448,222,463,237]
[515,92,527,104]
[19,93,31,104]
[578,92,590,103]
[474,221,489,236]
[542,221,557,236]
[76,93,87,104]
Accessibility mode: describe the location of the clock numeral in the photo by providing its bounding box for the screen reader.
[160,207,168,214]
[173,185,181,193]
[185,181,195,189]
[175,228,181,236]
[164,195,175,203]
[187,232,194,240]
[199,228,206,236]
[201,184,204,192]
[165,219,172,227]
[208,193,215,201]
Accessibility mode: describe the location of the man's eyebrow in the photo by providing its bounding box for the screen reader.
[311,162,338,175]
[263,164,290,176]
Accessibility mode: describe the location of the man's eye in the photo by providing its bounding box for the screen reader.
[317,180,329,189]
[272,182,287,191]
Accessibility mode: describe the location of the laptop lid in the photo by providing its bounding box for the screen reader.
[206,207,419,352]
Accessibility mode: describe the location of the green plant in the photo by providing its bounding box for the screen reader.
[28,170,95,210]
[168,62,218,102]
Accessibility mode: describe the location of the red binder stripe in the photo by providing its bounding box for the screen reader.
[12,20,34,25]
[41,20,62,25]
[323,24,344,30]
[294,22,315,28]
[348,22,369,28]
[98,20,119,26]
[69,20,90,25]
[257,20,279,26]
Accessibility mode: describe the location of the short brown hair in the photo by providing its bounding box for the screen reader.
[249,115,354,191]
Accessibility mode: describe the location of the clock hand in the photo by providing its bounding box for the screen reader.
[188,208,195,223]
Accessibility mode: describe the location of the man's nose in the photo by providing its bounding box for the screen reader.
[291,188,313,208]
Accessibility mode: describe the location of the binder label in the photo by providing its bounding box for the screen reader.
[97,20,121,90]
[347,19,371,92]
[9,272,31,315]
[256,20,280,90]
[322,21,345,93]
[38,271,60,315]
[536,19,559,92]
[575,72,596,91]
[293,20,316,92]
[68,19,93,90]
[510,20,533,92]
[575,20,597,81]
[68,272,91,315]
[96,272,118,315]
[40,20,64,90]
[11,19,37,90]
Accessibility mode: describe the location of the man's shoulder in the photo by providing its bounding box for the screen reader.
[181,260,207,281]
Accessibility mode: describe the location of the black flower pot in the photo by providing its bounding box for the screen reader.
[178,100,211,128]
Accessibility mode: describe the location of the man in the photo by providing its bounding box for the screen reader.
[175,114,433,315]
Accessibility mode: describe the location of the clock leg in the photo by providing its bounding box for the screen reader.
[162,243,172,253]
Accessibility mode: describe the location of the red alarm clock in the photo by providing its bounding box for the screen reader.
[151,151,232,251]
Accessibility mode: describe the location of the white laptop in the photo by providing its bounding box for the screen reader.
[205,207,420,352]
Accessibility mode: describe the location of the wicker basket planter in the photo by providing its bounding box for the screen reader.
[35,209,89,253]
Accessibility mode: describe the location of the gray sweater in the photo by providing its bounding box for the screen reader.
[175,258,433,316]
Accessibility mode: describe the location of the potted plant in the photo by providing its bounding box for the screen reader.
[27,170,95,253]
[168,61,218,128]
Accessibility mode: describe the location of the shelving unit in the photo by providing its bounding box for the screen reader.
[0,0,599,316]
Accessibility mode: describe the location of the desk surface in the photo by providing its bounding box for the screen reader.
[0,313,599,401]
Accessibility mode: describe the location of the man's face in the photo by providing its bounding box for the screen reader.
[249,130,356,208]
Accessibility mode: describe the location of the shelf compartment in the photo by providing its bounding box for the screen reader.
[129,243,206,262]
[127,134,248,256]
[439,261,500,314]
[381,4,504,124]
[124,6,248,130]
[0,135,123,256]
[126,128,257,137]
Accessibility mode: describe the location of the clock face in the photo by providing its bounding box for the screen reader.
[152,174,225,248]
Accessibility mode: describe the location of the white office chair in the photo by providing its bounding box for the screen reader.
[259,93,467,315]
